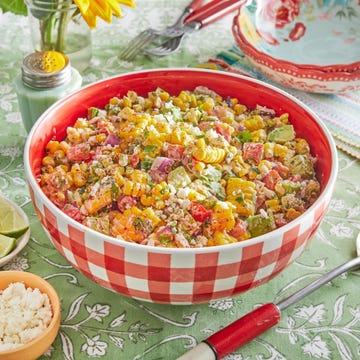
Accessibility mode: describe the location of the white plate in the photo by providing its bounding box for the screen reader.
[0,196,30,268]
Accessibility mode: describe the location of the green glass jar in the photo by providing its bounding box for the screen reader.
[13,51,82,133]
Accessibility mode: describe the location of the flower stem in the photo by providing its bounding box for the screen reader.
[56,0,73,52]
[42,16,56,50]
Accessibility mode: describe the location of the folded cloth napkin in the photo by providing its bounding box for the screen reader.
[198,46,360,159]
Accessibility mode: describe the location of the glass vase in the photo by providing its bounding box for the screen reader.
[25,0,92,72]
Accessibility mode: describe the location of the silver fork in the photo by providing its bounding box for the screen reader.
[119,0,205,61]
[143,0,246,57]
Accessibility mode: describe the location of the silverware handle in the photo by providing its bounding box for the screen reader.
[177,303,281,359]
[173,0,206,28]
[277,256,360,311]
[178,256,360,359]
[187,0,206,12]
[185,0,246,28]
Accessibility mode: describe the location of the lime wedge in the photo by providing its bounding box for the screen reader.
[0,234,17,258]
[0,197,29,238]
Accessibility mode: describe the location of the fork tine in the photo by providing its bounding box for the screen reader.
[119,31,152,60]
[119,30,156,61]
[143,36,185,56]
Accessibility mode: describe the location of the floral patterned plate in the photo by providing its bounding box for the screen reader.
[232,12,360,93]
[239,0,360,72]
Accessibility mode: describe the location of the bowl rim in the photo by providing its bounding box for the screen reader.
[232,13,360,81]
[236,4,360,73]
[24,67,338,254]
[0,270,61,355]
[0,196,30,268]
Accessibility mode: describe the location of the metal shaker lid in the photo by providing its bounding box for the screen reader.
[21,51,71,89]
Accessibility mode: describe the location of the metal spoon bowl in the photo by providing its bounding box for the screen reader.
[178,233,360,360]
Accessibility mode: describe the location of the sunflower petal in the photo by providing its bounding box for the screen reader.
[92,0,113,23]
[106,0,122,18]
[73,0,90,13]
[74,0,136,29]
[118,0,136,8]
[80,6,98,29]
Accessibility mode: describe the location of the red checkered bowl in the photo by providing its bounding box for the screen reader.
[24,69,338,304]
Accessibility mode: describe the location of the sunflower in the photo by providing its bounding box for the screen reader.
[73,0,136,29]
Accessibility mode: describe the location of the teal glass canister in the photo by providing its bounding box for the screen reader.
[13,51,82,133]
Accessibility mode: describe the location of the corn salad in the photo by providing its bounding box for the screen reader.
[39,87,321,248]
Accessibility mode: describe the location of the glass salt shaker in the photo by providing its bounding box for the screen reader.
[13,51,82,133]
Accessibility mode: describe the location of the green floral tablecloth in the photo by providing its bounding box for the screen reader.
[0,1,359,359]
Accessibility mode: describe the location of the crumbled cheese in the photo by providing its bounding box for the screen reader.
[0,282,53,351]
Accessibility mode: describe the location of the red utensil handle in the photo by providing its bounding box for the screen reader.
[187,0,206,12]
[206,303,281,358]
[185,0,245,27]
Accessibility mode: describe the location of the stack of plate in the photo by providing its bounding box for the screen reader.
[232,0,360,93]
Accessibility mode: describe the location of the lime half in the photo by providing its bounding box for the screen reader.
[0,234,17,258]
[0,197,29,238]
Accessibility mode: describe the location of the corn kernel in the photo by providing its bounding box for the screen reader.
[286,208,301,220]
[201,101,213,112]
[265,199,281,212]
[42,156,55,167]
[234,103,247,115]
[46,140,61,154]
[56,191,66,203]
[123,96,132,108]
[196,138,206,148]
[274,144,288,159]
[140,194,153,206]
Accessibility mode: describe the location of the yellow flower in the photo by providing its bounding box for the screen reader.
[74,0,136,29]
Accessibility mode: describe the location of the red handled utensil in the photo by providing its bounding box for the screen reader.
[177,233,360,359]
[143,0,246,56]
[119,0,206,61]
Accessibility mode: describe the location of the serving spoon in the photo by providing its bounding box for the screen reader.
[177,233,360,360]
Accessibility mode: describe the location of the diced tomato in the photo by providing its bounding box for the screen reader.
[289,174,302,182]
[273,162,289,178]
[274,213,288,227]
[128,154,139,168]
[198,122,212,131]
[67,143,92,162]
[182,154,201,173]
[263,169,282,190]
[243,142,264,164]
[63,204,84,222]
[215,122,231,142]
[190,202,212,223]
[96,119,111,129]
[229,219,247,238]
[117,195,137,212]
[166,144,185,160]
[214,106,228,119]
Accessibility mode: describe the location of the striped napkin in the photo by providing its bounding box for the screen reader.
[199,46,360,159]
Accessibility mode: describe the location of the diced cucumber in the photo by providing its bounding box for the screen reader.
[247,213,275,237]
[168,166,191,188]
[268,125,295,144]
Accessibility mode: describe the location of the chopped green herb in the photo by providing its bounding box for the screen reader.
[143,145,157,154]
[111,181,119,200]
[235,194,244,203]
[88,107,100,119]
[237,130,252,143]
[133,217,143,228]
